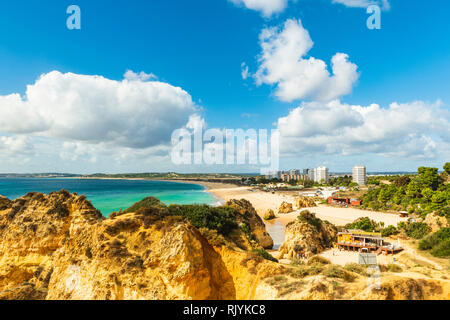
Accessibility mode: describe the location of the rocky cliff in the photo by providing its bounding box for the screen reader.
[0,191,278,300]
[226,199,274,249]
[0,192,448,300]
[279,210,337,259]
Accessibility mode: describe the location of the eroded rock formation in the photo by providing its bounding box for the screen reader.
[226,199,274,249]
[0,192,448,300]
[293,197,317,209]
[279,210,337,259]
[0,192,276,300]
[263,209,276,221]
[278,202,294,214]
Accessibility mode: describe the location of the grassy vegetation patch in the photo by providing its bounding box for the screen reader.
[124,197,165,213]
[405,222,431,239]
[419,227,450,258]
[344,263,368,276]
[386,264,403,273]
[251,249,278,263]
[307,256,331,265]
[122,197,240,237]
[345,217,378,232]
[323,265,356,282]
[168,204,238,236]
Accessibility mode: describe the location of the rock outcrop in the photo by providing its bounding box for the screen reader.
[278,202,294,214]
[293,197,317,209]
[226,199,274,249]
[0,191,448,301]
[279,210,337,259]
[424,213,449,232]
[0,192,277,300]
[263,209,276,221]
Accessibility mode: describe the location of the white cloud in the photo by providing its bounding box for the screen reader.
[254,19,359,102]
[277,100,450,159]
[229,0,289,17]
[0,71,197,149]
[123,70,157,81]
[241,62,249,80]
[332,0,390,10]
[0,135,33,155]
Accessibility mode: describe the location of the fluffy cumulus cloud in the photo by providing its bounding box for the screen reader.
[0,135,33,155]
[254,19,359,102]
[0,71,197,149]
[332,0,390,10]
[229,0,289,17]
[277,100,450,159]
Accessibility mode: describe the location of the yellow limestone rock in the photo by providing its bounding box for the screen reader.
[278,202,294,214]
[279,211,337,259]
[263,209,276,221]
[293,197,317,209]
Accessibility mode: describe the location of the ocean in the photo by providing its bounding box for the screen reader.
[0,178,218,216]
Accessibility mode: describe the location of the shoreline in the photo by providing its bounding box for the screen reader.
[3,176,409,250]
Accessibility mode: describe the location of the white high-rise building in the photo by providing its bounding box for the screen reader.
[353,166,367,186]
[315,167,329,183]
[307,168,315,181]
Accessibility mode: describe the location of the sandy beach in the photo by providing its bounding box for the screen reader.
[201,182,407,226]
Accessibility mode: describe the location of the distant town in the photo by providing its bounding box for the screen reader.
[266,165,368,186]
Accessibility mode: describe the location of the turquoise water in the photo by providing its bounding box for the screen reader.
[0,178,218,216]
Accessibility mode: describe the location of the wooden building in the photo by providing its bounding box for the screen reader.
[337,230,403,255]
[328,197,362,206]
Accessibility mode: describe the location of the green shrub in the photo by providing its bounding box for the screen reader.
[124,197,165,213]
[381,225,398,237]
[168,204,238,236]
[419,228,450,258]
[251,249,278,263]
[306,263,324,276]
[199,228,228,247]
[298,211,322,230]
[436,207,450,218]
[346,217,377,232]
[406,222,431,239]
[344,263,367,276]
[430,239,450,258]
[387,264,403,273]
[323,265,356,282]
[307,256,331,265]
[290,265,309,278]
[398,221,406,230]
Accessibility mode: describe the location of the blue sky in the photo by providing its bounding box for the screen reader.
[0,0,449,173]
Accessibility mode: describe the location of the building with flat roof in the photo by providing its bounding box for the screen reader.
[353,166,367,186]
[337,229,403,255]
[315,166,329,183]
